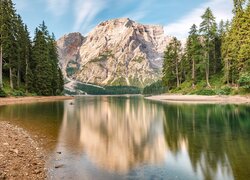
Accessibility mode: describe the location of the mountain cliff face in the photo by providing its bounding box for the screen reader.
[57,32,85,78]
[57,18,172,87]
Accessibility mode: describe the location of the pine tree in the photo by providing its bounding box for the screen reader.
[222,2,246,85]
[233,0,246,13]
[186,24,203,87]
[31,22,64,96]
[32,29,53,95]
[1,0,19,89]
[22,25,33,92]
[213,22,223,74]
[221,20,232,85]
[48,33,60,95]
[57,68,64,95]
[162,37,182,88]
[238,2,250,74]
[199,8,216,87]
[16,15,24,88]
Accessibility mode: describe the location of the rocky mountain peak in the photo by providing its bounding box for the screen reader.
[57,18,172,87]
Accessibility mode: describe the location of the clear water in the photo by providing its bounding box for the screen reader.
[0,96,250,180]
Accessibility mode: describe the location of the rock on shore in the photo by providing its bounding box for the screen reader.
[0,122,46,179]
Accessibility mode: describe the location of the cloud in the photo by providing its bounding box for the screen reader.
[164,0,234,39]
[73,0,108,33]
[46,0,70,16]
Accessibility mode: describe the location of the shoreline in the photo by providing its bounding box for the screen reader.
[0,121,46,179]
[145,94,250,104]
[0,96,74,106]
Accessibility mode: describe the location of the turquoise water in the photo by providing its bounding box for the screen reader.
[0,96,250,180]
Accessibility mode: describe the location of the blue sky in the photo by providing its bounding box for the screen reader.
[14,0,233,39]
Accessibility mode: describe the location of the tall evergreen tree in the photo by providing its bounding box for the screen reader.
[186,24,203,87]
[32,29,52,96]
[238,2,250,74]
[222,1,248,85]
[16,15,24,88]
[31,22,64,96]
[22,25,33,92]
[233,0,246,13]
[221,20,232,85]
[199,8,216,87]
[48,33,60,95]
[57,68,64,95]
[1,0,19,89]
[213,22,223,74]
[162,37,182,88]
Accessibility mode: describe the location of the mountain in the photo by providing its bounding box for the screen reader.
[57,18,172,87]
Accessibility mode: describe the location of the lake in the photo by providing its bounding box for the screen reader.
[0,96,250,180]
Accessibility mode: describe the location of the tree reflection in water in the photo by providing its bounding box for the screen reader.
[163,104,250,180]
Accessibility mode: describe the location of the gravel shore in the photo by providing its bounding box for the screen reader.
[0,96,74,106]
[0,122,46,179]
[145,94,250,104]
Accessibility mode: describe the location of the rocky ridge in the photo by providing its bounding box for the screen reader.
[57,18,172,87]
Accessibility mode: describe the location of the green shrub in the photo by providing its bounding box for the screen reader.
[215,86,232,95]
[0,89,7,97]
[192,89,216,96]
[238,73,250,91]
[11,90,25,97]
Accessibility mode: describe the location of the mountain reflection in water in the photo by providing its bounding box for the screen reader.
[55,96,166,173]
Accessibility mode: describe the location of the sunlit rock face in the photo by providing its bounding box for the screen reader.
[57,32,85,77]
[57,18,172,87]
[59,97,166,172]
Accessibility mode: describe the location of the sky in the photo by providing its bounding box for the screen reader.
[13,0,234,40]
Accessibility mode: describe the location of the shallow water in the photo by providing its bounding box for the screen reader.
[0,96,250,180]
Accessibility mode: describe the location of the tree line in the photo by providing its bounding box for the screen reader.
[0,0,64,96]
[163,0,250,93]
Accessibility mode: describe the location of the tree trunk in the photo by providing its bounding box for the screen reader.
[10,67,13,89]
[25,53,28,93]
[0,46,3,89]
[213,43,217,74]
[226,59,229,85]
[17,65,20,89]
[192,58,195,88]
[176,59,179,88]
[206,52,211,87]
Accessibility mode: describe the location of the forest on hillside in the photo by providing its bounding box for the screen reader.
[0,0,64,97]
[161,0,250,95]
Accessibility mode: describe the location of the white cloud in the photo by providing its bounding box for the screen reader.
[73,0,108,33]
[164,0,234,39]
[46,0,70,16]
